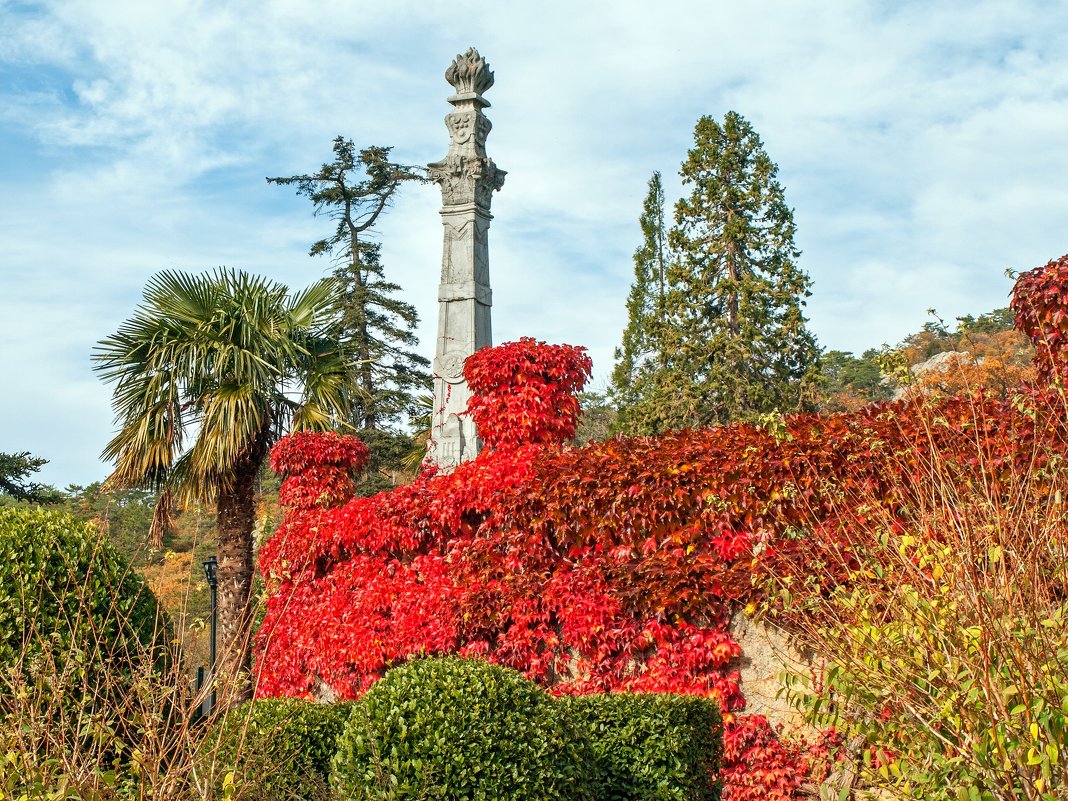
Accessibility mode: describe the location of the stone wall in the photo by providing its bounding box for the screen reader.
[729,612,813,735]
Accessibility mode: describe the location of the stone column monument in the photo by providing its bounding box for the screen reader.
[427,48,506,470]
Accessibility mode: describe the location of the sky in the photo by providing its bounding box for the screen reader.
[2,0,1067,487]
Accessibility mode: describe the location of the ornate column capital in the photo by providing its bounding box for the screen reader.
[428,48,506,209]
[428,48,500,470]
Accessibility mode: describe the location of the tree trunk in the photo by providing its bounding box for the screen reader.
[357,300,375,429]
[214,438,268,704]
[352,267,376,430]
[346,210,377,431]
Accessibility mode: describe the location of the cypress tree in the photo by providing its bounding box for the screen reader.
[609,172,672,434]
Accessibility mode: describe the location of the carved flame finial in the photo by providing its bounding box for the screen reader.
[445,47,494,98]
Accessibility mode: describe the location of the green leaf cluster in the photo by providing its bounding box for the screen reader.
[0,506,167,672]
[560,693,723,801]
[332,657,595,801]
[203,697,354,800]
[785,536,1068,800]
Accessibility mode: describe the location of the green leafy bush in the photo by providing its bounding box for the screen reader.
[786,580,1068,799]
[774,430,1068,800]
[560,693,723,801]
[0,506,176,793]
[204,698,353,800]
[332,656,595,801]
[0,506,166,669]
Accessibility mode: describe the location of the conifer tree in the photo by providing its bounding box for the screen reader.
[268,137,430,433]
[609,172,672,434]
[612,113,819,433]
[0,451,60,504]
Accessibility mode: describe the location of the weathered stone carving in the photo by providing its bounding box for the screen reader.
[427,48,504,470]
[427,154,506,208]
[444,47,494,98]
[439,218,472,282]
[434,350,467,384]
[445,111,491,150]
[428,48,506,211]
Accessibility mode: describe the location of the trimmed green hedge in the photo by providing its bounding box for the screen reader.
[332,656,595,801]
[0,506,171,777]
[0,506,166,669]
[204,697,353,800]
[560,692,723,801]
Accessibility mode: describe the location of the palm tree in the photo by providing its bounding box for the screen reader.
[94,268,352,698]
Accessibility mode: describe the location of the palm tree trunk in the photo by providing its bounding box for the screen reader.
[215,444,265,703]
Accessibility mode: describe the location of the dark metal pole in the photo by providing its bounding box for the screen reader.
[203,556,218,714]
[194,666,205,722]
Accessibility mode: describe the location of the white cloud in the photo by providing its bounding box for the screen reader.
[2,0,1067,485]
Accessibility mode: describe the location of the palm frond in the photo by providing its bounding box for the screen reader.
[95,267,355,505]
[287,277,341,331]
[148,486,175,548]
[400,392,434,472]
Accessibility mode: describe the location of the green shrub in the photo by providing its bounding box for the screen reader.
[204,698,353,800]
[0,506,167,669]
[332,656,595,801]
[560,693,723,801]
[0,506,174,791]
[775,447,1068,800]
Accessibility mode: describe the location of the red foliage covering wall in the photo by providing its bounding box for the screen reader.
[464,337,592,449]
[1013,254,1068,382]
[254,256,1068,799]
[269,430,369,510]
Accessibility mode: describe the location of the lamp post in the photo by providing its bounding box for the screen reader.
[202,555,218,713]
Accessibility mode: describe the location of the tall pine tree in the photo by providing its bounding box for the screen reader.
[270,138,431,493]
[612,112,819,433]
[268,138,430,433]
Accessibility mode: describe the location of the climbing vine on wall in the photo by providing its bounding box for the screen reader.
[464,336,592,449]
[256,258,1068,799]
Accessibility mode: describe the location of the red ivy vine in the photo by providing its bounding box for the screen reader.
[270,430,369,510]
[1013,253,1068,382]
[255,256,1068,800]
[464,337,592,449]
